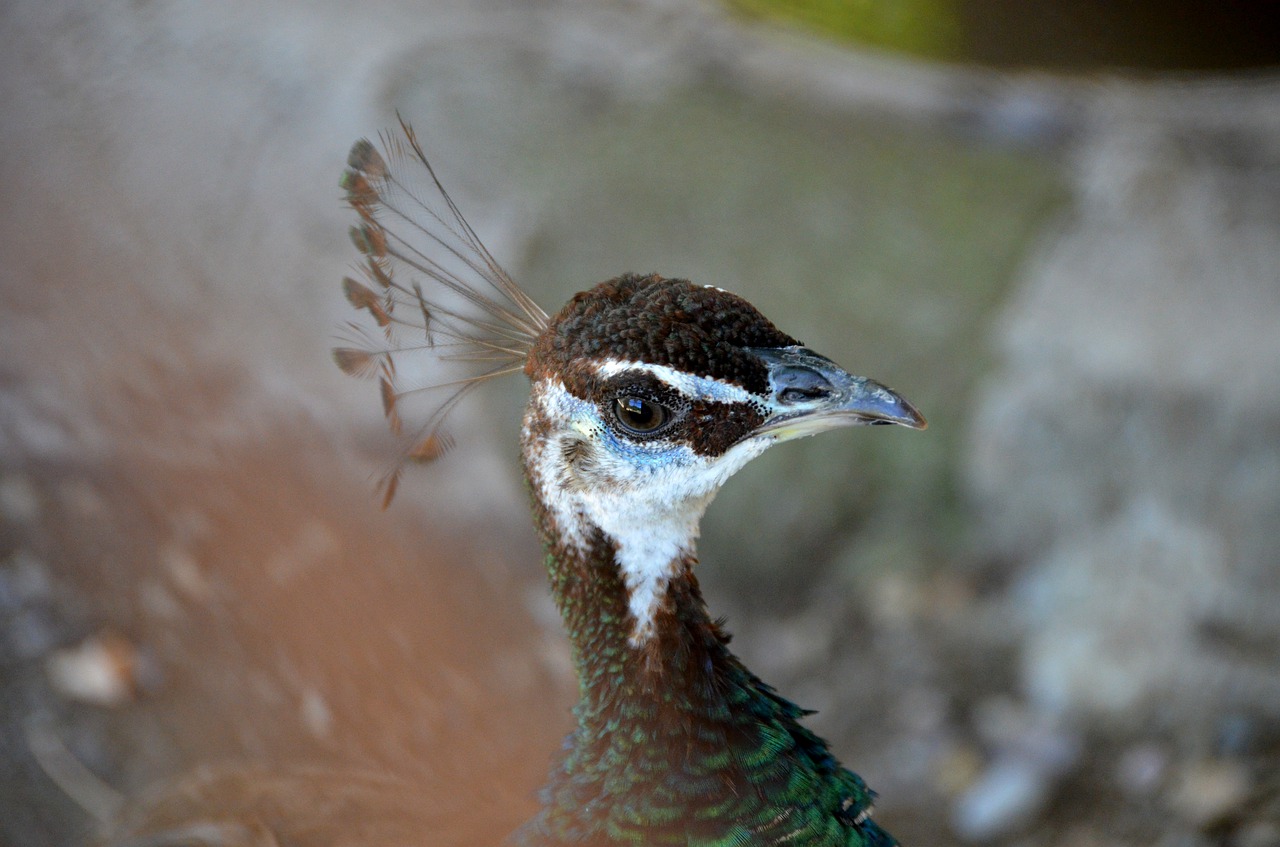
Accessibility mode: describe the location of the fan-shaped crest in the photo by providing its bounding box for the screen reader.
[333,117,549,505]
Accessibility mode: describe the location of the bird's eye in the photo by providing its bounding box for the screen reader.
[612,395,669,435]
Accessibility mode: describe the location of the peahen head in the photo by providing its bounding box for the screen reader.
[521,272,924,645]
[336,120,924,846]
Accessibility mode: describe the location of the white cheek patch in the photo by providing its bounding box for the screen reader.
[594,472,703,646]
[571,417,599,438]
[604,435,771,644]
[523,380,599,551]
[525,377,774,646]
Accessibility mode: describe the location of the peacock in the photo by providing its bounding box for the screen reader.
[333,121,924,847]
[105,120,925,846]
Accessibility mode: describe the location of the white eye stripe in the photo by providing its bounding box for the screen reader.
[593,359,758,406]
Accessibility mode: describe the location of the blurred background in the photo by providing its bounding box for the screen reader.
[1,1,1277,844]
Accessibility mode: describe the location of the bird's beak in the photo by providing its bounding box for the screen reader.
[747,346,927,442]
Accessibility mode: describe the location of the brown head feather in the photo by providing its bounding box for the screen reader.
[528,272,797,397]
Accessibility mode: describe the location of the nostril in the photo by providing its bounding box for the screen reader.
[775,366,834,404]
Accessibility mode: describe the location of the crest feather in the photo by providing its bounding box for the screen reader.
[334,116,549,505]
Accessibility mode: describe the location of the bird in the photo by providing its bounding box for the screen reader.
[103,120,926,847]
[333,120,926,847]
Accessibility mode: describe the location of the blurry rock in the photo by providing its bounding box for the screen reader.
[934,741,983,795]
[1,550,53,608]
[46,631,153,707]
[900,685,949,735]
[1214,712,1280,759]
[1,551,57,661]
[952,698,1082,840]
[160,543,210,602]
[266,520,340,585]
[1054,825,1110,847]
[8,607,58,660]
[753,612,834,672]
[1019,501,1232,717]
[966,79,1280,732]
[300,687,333,739]
[865,571,927,627]
[1166,759,1252,828]
[972,695,1036,746]
[22,711,125,824]
[951,755,1054,841]
[1116,743,1170,797]
[58,478,106,516]
[138,580,182,621]
[1235,822,1280,847]
[0,472,40,522]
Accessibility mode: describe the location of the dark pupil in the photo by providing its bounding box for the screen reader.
[615,396,666,433]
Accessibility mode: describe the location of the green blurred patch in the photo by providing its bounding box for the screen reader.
[728,0,964,61]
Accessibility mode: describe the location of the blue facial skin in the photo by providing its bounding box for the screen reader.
[597,420,688,468]
[557,391,697,473]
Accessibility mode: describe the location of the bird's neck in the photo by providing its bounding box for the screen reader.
[523,494,766,842]
[534,513,720,716]
[519,399,723,694]
[517,424,885,845]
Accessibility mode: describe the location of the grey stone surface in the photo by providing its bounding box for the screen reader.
[966,78,1280,731]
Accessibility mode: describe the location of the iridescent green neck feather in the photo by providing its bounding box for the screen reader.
[514,488,894,847]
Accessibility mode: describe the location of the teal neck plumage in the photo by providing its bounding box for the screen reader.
[515,479,897,847]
